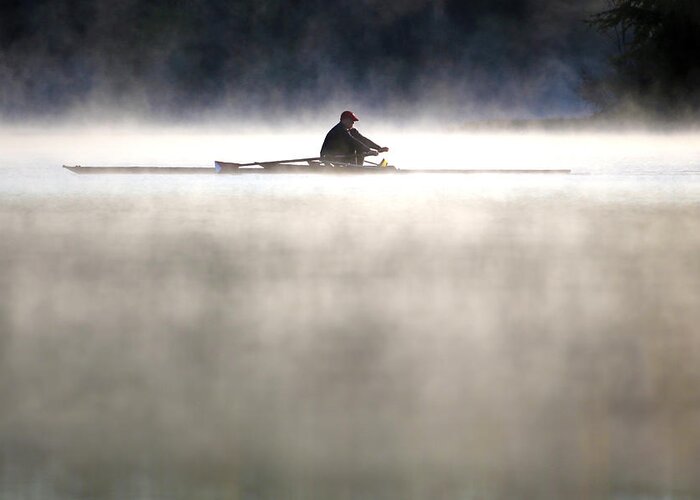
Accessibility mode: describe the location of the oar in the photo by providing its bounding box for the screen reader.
[215,156,320,170]
[215,157,320,173]
[215,154,365,172]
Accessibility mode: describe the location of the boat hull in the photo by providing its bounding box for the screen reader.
[64,164,399,175]
[63,165,571,175]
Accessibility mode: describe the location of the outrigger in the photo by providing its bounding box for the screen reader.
[63,156,571,175]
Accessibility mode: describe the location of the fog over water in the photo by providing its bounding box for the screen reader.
[0,0,609,119]
[2,126,700,499]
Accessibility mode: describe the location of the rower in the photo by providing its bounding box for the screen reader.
[320,110,389,166]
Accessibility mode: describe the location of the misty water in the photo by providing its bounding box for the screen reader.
[2,126,700,499]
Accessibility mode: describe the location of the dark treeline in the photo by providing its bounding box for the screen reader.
[583,0,700,117]
[0,0,608,119]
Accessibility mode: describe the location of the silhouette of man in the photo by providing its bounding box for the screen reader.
[320,111,389,166]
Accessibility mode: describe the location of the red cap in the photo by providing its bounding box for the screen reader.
[340,110,359,122]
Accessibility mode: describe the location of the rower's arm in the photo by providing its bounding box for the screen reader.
[349,129,382,151]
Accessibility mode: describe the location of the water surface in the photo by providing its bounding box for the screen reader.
[2,127,700,499]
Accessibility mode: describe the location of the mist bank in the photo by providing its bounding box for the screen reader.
[2,160,700,499]
[459,113,700,133]
[0,0,608,121]
[3,1,700,123]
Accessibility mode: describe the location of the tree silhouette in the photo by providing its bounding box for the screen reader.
[585,0,700,116]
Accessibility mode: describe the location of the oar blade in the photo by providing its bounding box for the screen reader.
[214,161,240,173]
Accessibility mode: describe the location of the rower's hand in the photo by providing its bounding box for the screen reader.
[378,147,389,153]
[367,150,379,156]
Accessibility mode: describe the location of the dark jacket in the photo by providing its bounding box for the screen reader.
[320,123,382,160]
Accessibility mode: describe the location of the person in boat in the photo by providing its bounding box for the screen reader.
[320,110,389,166]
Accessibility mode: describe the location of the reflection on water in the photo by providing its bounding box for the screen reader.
[2,128,700,499]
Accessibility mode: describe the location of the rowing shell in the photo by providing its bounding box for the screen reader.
[63,164,571,175]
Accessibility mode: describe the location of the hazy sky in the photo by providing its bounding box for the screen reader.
[0,0,610,120]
